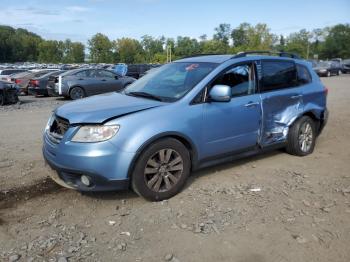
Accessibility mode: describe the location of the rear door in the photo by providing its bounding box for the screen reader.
[258,59,303,146]
[74,69,100,96]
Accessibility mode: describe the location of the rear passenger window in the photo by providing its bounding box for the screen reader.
[261,61,297,91]
[211,63,256,97]
[297,64,312,85]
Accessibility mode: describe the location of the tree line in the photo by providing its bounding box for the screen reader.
[1,23,349,64]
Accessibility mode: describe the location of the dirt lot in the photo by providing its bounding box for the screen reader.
[1,75,350,262]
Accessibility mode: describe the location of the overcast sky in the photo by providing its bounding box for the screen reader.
[1,0,349,43]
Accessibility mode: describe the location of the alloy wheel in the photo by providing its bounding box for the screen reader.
[298,122,313,153]
[144,149,183,192]
[71,88,84,99]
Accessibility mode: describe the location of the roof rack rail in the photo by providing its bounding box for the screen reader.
[233,51,301,59]
[181,53,228,59]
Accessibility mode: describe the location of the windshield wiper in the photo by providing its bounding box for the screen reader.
[126,91,163,101]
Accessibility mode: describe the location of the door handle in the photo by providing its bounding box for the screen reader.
[244,102,259,107]
[101,79,107,81]
[291,94,302,99]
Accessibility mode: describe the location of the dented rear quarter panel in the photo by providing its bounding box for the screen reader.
[258,59,326,146]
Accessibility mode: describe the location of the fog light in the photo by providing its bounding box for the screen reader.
[81,175,91,186]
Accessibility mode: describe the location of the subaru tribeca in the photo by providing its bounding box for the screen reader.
[43,52,328,201]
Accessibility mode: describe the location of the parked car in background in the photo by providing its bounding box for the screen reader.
[28,70,66,97]
[0,69,27,82]
[342,59,350,73]
[43,52,328,201]
[313,61,341,77]
[12,69,58,95]
[0,80,19,105]
[48,68,136,100]
[126,64,161,79]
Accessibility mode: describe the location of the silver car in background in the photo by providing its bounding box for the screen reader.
[48,68,136,99]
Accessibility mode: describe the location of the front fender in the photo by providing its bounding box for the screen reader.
[107,102,203,161]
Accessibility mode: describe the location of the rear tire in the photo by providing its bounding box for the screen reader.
[0,92,4,106]
[69,86,85,100]
[286,116,316,156]
[131,138,191,201]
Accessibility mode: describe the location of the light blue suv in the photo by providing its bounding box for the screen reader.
[43,52,328,201]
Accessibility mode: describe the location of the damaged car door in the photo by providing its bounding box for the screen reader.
[258,59,303,145]
[202,62,261,158]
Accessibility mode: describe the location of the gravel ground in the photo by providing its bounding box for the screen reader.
[0,76,350,262]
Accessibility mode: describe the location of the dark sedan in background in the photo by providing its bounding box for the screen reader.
[0,80,19,106]
[48,68,135,99]
[28,70,66,96]
[126,64,161,79]
[313,61,342,77]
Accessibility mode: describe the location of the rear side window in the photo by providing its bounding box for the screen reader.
[261,61,297,91]
[296,64,312,85]
[75,70,95,78]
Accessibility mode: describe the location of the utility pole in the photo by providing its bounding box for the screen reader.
[166,46,172,63]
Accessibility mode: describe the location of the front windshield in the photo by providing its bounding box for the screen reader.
[124,62,217,102]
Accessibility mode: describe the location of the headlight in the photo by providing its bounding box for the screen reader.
[71,125,119,143]
[45,114,54,132]
[320,69,327,72]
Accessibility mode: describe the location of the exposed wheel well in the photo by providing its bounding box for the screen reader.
[301,111,321,134]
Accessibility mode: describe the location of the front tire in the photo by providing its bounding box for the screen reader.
[131,138,191,201]
[69,86,85,100]
[286,116,316,156]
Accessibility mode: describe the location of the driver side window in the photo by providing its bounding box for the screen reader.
[211,63,256,97]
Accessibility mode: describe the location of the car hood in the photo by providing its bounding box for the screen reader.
[55,92,165,124]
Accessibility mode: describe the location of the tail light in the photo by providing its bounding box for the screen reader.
[30,79,40,87]
[15,79,22,84]
[324,86,329,95]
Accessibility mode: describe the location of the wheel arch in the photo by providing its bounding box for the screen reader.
[289,110,322,134]
[127,132,199,180]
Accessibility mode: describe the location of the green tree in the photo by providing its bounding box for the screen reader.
[141,35,164,62]
[231,23,250,47]
[201,39,229,54]
[213,23,231,45]
[114,38,144,64]
[174,36,200,57]
[285,29,310,58]
[62,40,85,63]
[321,24,350,58]
[88,33,113,63]
[38,40,63,63]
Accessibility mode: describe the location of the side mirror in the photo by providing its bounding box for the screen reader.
[209,85,231,102]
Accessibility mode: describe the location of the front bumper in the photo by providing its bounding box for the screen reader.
[42,131,135,191]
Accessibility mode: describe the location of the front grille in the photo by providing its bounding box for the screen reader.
[48,116,70,143]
